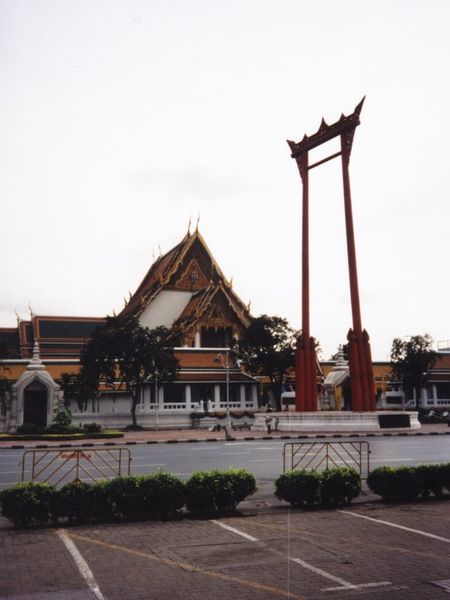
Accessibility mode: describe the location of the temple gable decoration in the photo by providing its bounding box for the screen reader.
[176,258,210,291]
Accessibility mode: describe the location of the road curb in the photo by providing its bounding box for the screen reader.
[1,428,450,449]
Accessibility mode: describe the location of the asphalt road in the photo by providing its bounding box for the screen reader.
[0,435,449,489]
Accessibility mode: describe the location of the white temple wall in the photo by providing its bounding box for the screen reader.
[65,382,258,430]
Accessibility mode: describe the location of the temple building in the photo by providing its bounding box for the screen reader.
[0,228,259,432]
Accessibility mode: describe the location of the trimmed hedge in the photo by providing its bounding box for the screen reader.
[275,467,361,508]
[275,470,320,507]
[186,469,257,514]
[0,482,58,528]
[320,467,361,506]
[367,463,450,502]
[0,468,256,528]
[4,463,449,528]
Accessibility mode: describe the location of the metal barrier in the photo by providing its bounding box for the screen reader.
[21,447,131,487]
[283,441,370,479]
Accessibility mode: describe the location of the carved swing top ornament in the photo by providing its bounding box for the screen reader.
[288,97,365,174]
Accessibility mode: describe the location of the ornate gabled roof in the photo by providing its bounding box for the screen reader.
[123,229,251,332]
[123,234,190,314]
[173,282,251,334]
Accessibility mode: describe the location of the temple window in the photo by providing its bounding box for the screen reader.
[201,326,231,348]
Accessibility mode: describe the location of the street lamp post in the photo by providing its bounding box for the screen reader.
[154,368,159,431]
[214,349,232,436]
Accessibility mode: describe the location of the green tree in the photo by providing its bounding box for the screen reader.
[390,334,438,410]
[234,314,298,411]
[57,372,81,411]
[79,314,179,427]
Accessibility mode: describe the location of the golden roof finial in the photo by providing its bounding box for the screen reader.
[195,211,200,232]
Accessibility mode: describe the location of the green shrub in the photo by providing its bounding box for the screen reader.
[416,464,445,499]
[320,468,361,506]
[101,476,142,521]
[275,468,360,508]
[87,473,185,522]
[139,472,185,519]
[53,406,72,428]
[275,470,320,507]
[17,423,42,435]
[82,423,102,433]
[186,469,256,515]
[367,466,420,502]
[43,424,83,434]
[58,481,94,524]
[440,463,450,493]
[89,480,116,522]
[0,482,57,528]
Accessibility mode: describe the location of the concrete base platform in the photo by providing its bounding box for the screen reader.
[253,411,421,432]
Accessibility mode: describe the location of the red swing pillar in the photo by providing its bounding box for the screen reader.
[292,151,318,412]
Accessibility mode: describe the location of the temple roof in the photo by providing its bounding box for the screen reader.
[123,228,251,335]
[1,316,105,359]
[1,228,252,359]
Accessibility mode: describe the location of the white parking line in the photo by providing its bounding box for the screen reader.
[125,463,166,467]
[211,520,258,542]
[57,529,106,600]
[339,511,450,543]
[220,452,251,456]
[371,458,414,462]
[210,520,390,591]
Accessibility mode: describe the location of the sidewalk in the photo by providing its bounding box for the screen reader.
[0,422,449,448]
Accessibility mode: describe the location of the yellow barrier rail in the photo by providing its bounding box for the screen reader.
[283,441,370,479]
[21,447,131,486]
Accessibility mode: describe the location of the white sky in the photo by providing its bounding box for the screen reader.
[1,0,449,360]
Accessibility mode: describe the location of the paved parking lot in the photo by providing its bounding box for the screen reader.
[1,500,450,600]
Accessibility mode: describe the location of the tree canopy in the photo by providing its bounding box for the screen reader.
[78,314,179,426]
[234,314,298,410]
[390,334,438,410]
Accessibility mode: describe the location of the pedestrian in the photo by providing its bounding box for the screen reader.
[265,415,273,434]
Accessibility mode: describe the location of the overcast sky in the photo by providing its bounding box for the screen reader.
[1,0,449,360]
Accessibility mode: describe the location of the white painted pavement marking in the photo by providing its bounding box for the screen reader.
[339,510,450,543]
[371,458,414,463]
[210,519,390,591]
[220,452,251,456]
[324,581,392,592]
[126,462,166,467]
[211,520,259,542]
[57,529,106,600]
